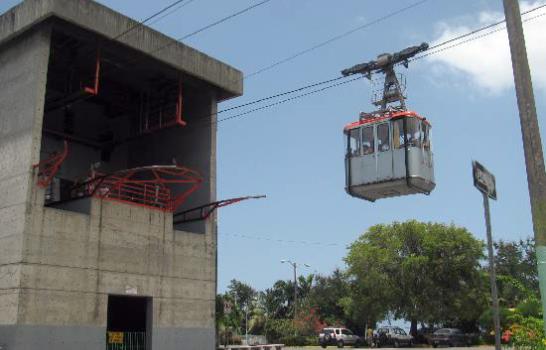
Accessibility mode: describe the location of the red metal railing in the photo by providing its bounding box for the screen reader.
[34,141,68,188]
[88,165,202,212]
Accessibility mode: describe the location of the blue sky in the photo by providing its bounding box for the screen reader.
[2,0,546,294]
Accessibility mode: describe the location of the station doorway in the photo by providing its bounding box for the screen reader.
[106,295,152,350]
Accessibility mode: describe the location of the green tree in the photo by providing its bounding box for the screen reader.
[227,279,256,311]
[308,269,379,332]
[345,220,486,335]
[495,238,539,306]
[224,280,257,338]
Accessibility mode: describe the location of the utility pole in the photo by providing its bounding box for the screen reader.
[483,195,501,350]
[473,161,501,350]
[281,260,310,329]
[503,0,546,329]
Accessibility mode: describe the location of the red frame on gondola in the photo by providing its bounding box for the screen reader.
[343,110,430,133]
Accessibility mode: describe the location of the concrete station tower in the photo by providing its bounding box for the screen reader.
[0,0,242,349]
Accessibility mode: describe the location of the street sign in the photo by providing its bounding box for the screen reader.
[224,300,232,314]
[107,332,124,344]
[473,161,497,200]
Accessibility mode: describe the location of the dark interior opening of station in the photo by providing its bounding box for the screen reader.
[37,22,214,233]
[107,295,152,349]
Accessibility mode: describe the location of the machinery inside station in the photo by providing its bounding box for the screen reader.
[36,24,213,228]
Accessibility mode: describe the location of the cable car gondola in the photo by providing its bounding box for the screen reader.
[342,43,435,201]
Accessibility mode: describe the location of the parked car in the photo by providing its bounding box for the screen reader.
[373,326,413,347]
[431,328,471,347]
[414,327,439,344]
[318,327,361,348]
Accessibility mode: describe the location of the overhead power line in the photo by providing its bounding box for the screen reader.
[428,2,546,51]
[216,76,364,124]
[113,0,193,40]
[150,0,274,55]
[148,0,199,27]
[217,76,347,115]
[414,12,546,61]
[414,3,546,60]
[243,0,430,80]
[219,231,346,247]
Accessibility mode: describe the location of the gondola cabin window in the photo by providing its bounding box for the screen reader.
[348,128,361,156]
[362,126,375,155]
[377,123,390,152]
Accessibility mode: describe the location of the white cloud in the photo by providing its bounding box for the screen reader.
[425,1,546,94]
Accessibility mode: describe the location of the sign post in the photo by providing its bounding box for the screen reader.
[472,161,501,350]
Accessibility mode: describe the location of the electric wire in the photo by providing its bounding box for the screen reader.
[216,76,347,115]
[148,0,199,27]
[412,9,546,61]
[216,76,364,124]
[148,0,274,56]
[426,2,546,52]
[112,0,193,40]
[219,231,346,248]
[243,0,430,80]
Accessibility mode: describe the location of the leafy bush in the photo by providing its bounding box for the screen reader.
[517,297,543,318]
[278,335,308,346]
[509,315,546,349]
[479,306,513,336]
[264,319,296,343]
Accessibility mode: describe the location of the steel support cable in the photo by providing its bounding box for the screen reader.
[52,0,195,60]
[216,76,364,124]
[148,0,199,27]
[243,0,430,80]
[148,0,274,56]
[412,10,546,61]
[217,75,347,115]
[113,0,194,40]
[412,2,546,60]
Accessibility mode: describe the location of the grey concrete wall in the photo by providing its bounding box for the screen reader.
[0,325,105,350]
[14,196,216,349]
[0,25,51,327]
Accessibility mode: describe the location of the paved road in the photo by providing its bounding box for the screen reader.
[284,347,495,350]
